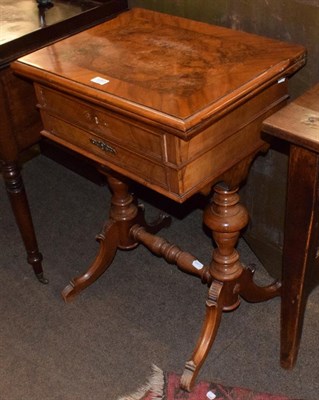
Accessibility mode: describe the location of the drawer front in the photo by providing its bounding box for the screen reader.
[40,112,169,189]
[35,84,165,161]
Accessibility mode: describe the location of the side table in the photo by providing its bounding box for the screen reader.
[12,8,305,390]
[0,0,127,282]
[262,83,319,370]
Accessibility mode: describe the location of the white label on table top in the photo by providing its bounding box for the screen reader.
[206,391,216,399]
[90,77,110,85]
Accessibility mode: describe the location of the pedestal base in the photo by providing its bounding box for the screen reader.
[62,174,280,390]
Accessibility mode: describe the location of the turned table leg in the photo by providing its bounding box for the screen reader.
[62,172,170,302]
[1,161,47,283]
[180,183,280,391]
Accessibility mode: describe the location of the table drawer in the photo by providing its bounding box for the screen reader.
[35,84,165,161]
[40,112,169,189]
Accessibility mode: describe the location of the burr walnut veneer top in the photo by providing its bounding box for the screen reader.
[12,8,305,137]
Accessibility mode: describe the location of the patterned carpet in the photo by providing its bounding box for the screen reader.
[118,365,302,400]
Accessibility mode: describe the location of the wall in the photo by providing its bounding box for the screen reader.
[129,0,319,277]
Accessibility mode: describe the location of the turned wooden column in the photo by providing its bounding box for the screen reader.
[180,182,280,391]
[205,184,248,308]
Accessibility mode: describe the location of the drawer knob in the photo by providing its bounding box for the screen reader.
[90,138,116,154]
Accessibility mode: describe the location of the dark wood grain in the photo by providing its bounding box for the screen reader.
[263,83,319,370]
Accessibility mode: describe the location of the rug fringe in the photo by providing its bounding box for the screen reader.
[116,381,151,400]
[116,364,164,400]
[148,364,165,399]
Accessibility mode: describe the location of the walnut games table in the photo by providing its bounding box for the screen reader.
[12,8,305,390]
